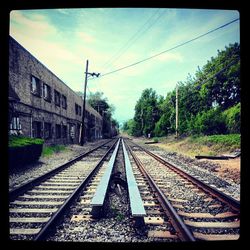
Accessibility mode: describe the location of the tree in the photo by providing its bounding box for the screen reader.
[133,88,161,137]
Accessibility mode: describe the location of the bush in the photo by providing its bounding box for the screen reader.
[223,103,241,133]
[9,136,44,168]
[189,108,227,135]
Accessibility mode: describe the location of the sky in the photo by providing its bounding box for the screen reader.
[9,8,240,125]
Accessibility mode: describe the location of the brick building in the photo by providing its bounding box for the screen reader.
[9,36,103,144]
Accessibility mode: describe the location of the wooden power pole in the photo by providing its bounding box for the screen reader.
[80,60,89,146]
[80,60,100,146]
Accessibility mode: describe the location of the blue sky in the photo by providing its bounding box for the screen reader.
[10,8,240,125]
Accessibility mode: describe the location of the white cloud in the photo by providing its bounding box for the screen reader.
[10,11,57,38]
[153,52,183,63]
[76,31,95,43]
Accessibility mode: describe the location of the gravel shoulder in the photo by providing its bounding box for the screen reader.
[9,140,108,191]
[132,137,240,201]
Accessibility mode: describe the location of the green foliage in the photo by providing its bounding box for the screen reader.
[42,145,66,157]
[153,137,159,143]
[193,134,240,149]
[87,91,118,137]
[133,88,161,137]
[223,103,241,133]
[153,114,171,136]
[127,43,240,138]
[9,135,44,148]
[188,108,227,135]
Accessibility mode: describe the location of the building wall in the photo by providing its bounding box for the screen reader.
[9,36,103,144]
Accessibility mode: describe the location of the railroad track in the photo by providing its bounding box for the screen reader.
[9,137,240,242]
[9,138,118,240]
[124,139,240,241]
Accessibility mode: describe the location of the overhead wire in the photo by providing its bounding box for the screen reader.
[100,8,164,71]
[96,18,239,79]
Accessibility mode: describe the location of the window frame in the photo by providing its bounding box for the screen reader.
[31,75,41,97]
[75,103,82,116]
[43,83,52,102]
[61,95,67,109]
[54,90,61,107]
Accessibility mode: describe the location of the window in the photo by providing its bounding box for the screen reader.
[70,125,75,139]
[56,124,61,138]
[9,116,22,134]
[75,104,82,116]
[62,95,67,109]
[44,122,52,139]
[43,83,51,102]
[75,104,78,115]
[31,75,41,96]
[32,121,42,138]
[62,125,67,138]
[54,90,61,106]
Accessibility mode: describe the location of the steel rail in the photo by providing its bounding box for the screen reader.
[34,138,119,241]
[130,140,240,213]
[9,139,114,201]
[124,140,196,242]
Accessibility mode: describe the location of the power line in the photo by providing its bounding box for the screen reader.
[101,9,164,71]
[98,18,239,79]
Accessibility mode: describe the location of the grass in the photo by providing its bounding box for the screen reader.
[155,133,240,157]
[190,134,240,150]
[42,144,66,157]
[9,135,44,147]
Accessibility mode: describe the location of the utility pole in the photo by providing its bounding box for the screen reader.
[175,83,179,139]
[80,60,100,146]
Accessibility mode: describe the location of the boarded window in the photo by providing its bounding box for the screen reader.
[56,124,61,138]
[32,121,42,138]
[44,122,52,139]
[62,125,67,138]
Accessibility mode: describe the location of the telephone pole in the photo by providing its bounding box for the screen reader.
[175,83,179,139]
[80,60,100,146]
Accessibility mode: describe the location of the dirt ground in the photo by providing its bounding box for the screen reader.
[130,135,241,185]
[155,141,240,184]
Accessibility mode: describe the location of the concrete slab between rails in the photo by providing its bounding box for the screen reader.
[122,140,146,219]
[91,205,103,218]
[90,139,121,217]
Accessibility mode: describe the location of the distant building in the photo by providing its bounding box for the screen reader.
[8,36,103,144]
